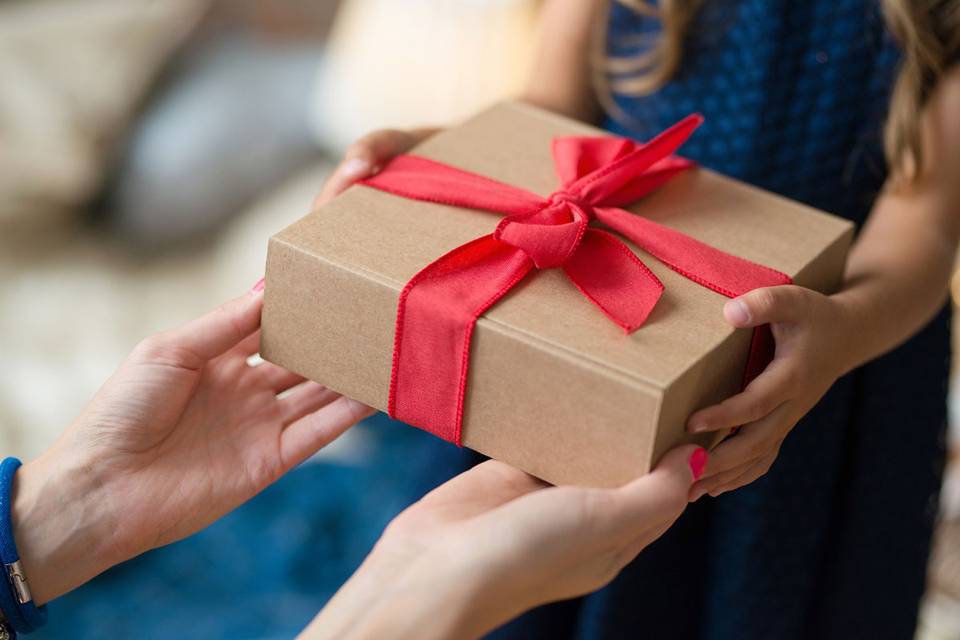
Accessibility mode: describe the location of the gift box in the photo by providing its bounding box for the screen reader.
[261,101,853,488]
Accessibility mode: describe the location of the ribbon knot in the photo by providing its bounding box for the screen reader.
[361,113,792,445]
[548,189,587,210]
[493,193,591,269]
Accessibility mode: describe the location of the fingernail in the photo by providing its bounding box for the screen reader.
[688,418,708,433]
[688,448,708,481]
[341,157,371,179]
[251,277,265,293]
[724,299,751,326]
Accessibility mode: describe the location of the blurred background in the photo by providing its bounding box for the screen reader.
[0,1,956,638]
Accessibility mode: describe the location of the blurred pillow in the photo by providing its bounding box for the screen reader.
[0,0,208,228]
[309,0,539,151]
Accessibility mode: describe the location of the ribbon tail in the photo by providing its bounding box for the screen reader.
[594,156,695,208]
[363,155,546,216]
[570,114,704,204]
[390,235,533,444]
[563,229,664,333]
[594,207,791,390]
[594,206,792,298]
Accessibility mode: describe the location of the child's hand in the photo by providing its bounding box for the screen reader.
[314,127,440,207]
[685,285,854,501]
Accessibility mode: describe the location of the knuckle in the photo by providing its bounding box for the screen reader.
[130,331,200,369]
[780,363,803,388]
[789,361,810,386]
[751,288,778,316]
[131,333,170,361]
[651,483,687,515]
[746,439,769,459]
[742,397,769,423]
[344,141,371,160]
[580,490,616,526]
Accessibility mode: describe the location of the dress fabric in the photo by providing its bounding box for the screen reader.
[487,1,951,638]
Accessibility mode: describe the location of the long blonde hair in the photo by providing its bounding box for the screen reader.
[597,0,960,180]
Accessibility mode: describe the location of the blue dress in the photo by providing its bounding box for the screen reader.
[491,1,950,639]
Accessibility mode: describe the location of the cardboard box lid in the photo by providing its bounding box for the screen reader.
[272,101,853,392]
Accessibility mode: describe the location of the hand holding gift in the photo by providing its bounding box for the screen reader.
[300,445,707,640]
[686,285,855,500]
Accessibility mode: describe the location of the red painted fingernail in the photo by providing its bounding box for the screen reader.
[251,277,265,293]
[688,448,708,481]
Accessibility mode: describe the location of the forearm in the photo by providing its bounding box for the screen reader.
[833,185,958,373]
[834,66,960,371]
[522,0,604,122]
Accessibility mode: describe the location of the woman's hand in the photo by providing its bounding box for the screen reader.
[313,127,440,207]
[13,283,373,604]
[685,285,854,501]
[302,445,706,640]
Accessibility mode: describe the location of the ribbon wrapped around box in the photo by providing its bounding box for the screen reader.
[262,102,853,487]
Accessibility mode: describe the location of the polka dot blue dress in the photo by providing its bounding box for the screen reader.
[490,1,951,638]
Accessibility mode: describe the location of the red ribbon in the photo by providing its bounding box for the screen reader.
[363,114,792,444]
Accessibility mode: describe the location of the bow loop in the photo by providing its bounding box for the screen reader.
[552,136,637,185]
[567,113,703,206]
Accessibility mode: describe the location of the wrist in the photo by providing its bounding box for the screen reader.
[830,289,876,375]
[358,549,506,640]
[304,541,519,640]
[12,448,120,604]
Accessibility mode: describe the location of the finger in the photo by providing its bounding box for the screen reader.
[689,458,758,501]
[687,359,795,433]
[138,288,264,369]
[279,395,375,470]
[610,445,705,532]
[709,451,778,497]
[232,329,262,359]
[277,381,343,425]
[697,402,793,479]
[313,130,416,207]
[216,329,262,366]
[463,448,704,572]
[723,285,812,328]
[314,157,375,208]
[248,361,305,393]
[415,461,550,520]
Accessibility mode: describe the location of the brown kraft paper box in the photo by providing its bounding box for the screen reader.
[260,101,854,488]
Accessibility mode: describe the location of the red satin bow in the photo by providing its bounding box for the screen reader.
[363,114,791,444]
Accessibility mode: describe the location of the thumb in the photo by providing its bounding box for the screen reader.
[136,286,264,369]
[723,285,809,328]
[617,445,706,522]
[314,129,429,208]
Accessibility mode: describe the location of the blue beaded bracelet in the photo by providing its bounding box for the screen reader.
[0,458,47,634]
